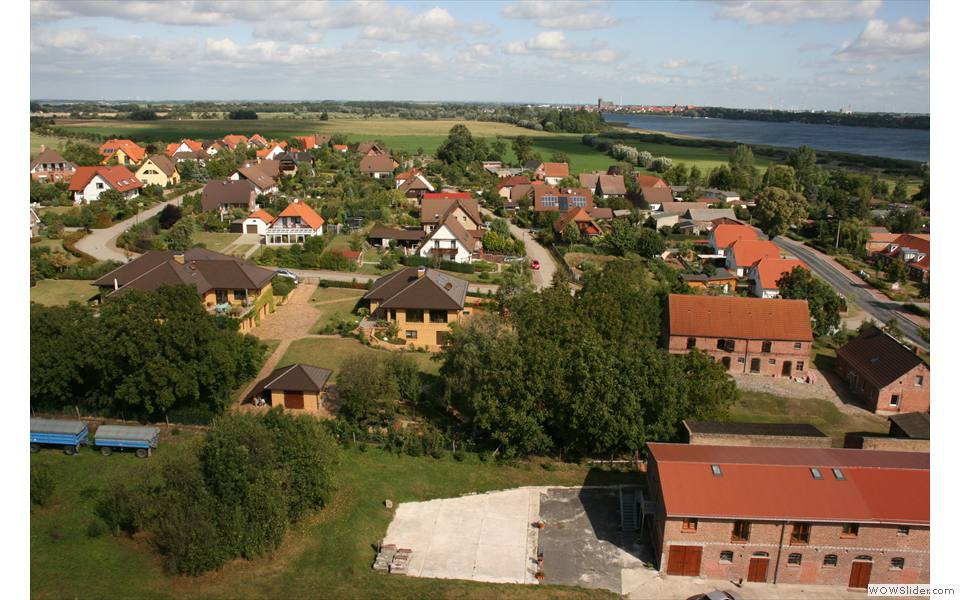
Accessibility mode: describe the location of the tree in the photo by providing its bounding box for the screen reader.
[491,138,508,161]
[885,258,908,284]
[166,219,194,251]
[891,179,908,202]
[512,136,535,164]
[158,204,183,229]
[707,164,734,190]
[664,163,689,186]
[777,267,841,337]
[336,353,395,423]
[495,262,534,311]
[228,109,258,120]
[752,186,808,238]
[728,144,758,193]
[635,227,666,257]
[601,219,637,257]
[650,156,673,173]
[886,208,922,233]
[437,124,486,166]
[762,164,797,192]
[385,354,422,415]
[549,151,570,163]
[63,141,102,166]
[787,145,821,194]
[562,221,581,244]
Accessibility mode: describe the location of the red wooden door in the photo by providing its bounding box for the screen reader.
[666,546,702,576]
[849,561,872,589]
[284,391,304,410]
[747,557,769,582]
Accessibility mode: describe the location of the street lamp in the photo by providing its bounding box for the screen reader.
[826,214,841,249]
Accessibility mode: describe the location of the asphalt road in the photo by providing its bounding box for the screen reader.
[480,208,556,290]
[774,237,929,351]
[74,192,189,263]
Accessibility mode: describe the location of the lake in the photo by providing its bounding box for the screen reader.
[604,113,929,163]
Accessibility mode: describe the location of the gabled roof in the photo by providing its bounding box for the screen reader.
[754,257,806,291]
[356,141,387,155]
[685,208,736,222]
[420,195,482,227]
[596,173,627,195]
[658,201,713,214]
[648,442,929,525]
[880,233,930,270]
[554,206,601,234]
[423,214,474,248]
[264,364,332,392]
[728,239,781,268]
[398,174,433,193]
[245,208,275,224]
[222,134,248,149]
[497,175,531,190]
[540,162,569,178]
[276,201,324,230]
[99,139,146,163]
[30,147,74,170]
[888,412,930,440]
[201,179,256,211]
[711,224,759,249]
[667,293,813,341]
[363,267,467,311]
[588,207,614,220]
[359,154,399,174]
[142,154,177,177]
[243,159,280,179]
[367,226,425,241]
[837,327,927,389]
[68,166,142,192]
[640,186,675,204]
[236,164,277,191]
[636,174,668,188]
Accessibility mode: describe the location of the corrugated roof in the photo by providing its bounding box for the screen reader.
[648,442,929,525]
[837,327,926,389]
[667,294,813,341]
[95,425,160,443]
[364,267,467,310]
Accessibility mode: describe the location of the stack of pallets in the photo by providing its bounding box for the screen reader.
[389,548,413,574]
[372,544,397,571]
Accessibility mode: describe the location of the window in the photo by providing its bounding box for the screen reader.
[711,464,722,476]
[790,522,811,545]
[762,341,772,353]
[841,523,859,538]
[750,358,761,373]
[737,357,745,364]
[823,554,838,567]
[768,358,776,365]
[788,553,802,566]
[890,395,900,407]
[716,339,726,350]
[794,342,802,349]
[682,518,698,532]
[898,526,910,536]
[405,309,424,323]
[796,361,805,371]
[233,289,247,302]
[725,339,735,351]
[731,521,750,542]
[810,468,823,479]
[832,468,846,481]
[915,375,924,386]
[404,330,418,339]
[687,337,697,349]
[429,310,447,324]
[891,558,905,570]
[96,182,104,189]
[719,551,734,563]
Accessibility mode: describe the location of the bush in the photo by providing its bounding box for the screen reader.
[30,465,55,507]
[94,485,152,536]
[86,520,108,538]
[271,276,296,298]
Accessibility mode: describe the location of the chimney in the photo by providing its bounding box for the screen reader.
[173,252,185,264]
[113,278,119,291]
[417,267,426,279]
[39,144,46,153]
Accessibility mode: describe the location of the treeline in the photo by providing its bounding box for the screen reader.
[689,107,929,130]
[439,260,737,459]
[482,106,608,133]
[30,286,265,423]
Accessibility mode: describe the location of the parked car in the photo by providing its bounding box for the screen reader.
[530,259,541,270]
[503,256,524,263]
[275,268,299,283]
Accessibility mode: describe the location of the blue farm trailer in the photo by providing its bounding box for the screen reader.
[30,418,88,455]
[94,424,160,458]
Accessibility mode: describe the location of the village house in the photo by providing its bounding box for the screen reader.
[294,134,330,150]
[98,139,146,166]
[68,166,143,204]
[221,134,248,150]
[238,208,275,235]
[679,269,738,294]
[202,140,223,158]
[678,208,738,234]
[230,164,278,195]
[357,141,388,156]
[682,421,831,448]
[247,134,270,149]
[835,327,930,414]
[363,267,468,351]
[526,161,569,185]
[496,175,532,200]
[200,179,257,215]
[865,227,899,253]
[671,187,741,203]
[725,239,782,277]
[665,294,813,377]
[532,186,594,212]
[874,233,930,283]
[93,248,276,326]
[636,174,668,188]
[135,154,180,187]
[30,146,76,182]
[579,171,627,200]
[165,139,203,159]
[360,154,399,178]
[641,186,676,206]
[245,363,332,413]
[554,206,602,238]
[256,143,286,161]
[395,168,435,200]
[420,193,483,233]
[417,215,480,264]
[748,258,806,298]
[708,223,759,256]
[332,144,349,153]
[265,199,324,245]
[646,442,929,589]
[276,151,314,177]
[366,226,425,252]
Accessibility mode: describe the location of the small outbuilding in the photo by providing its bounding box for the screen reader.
[246,363,333,413]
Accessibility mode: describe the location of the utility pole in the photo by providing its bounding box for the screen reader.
[835,217,841,249]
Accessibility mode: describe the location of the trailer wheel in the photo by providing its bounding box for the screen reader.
[135,448,148,459]
[30,443,40,454]
[63,445,77,456]
[100,447,113,457]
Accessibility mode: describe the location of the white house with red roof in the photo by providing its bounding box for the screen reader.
[748,257,807,298]
[68,166,143,204]
[265,200,325,245]
[241,209,276,235]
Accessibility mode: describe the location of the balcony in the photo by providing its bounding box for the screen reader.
[268,226,317,235]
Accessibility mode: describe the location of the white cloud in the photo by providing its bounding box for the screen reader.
[711,0,882,25]
[835,18,930,61]
[252,21,323,44]
[662,58,689,70]
[502,0,617,29]
[503,31,619,63]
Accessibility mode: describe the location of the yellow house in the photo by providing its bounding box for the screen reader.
[245,364,332,414]
[136,154,181,187]
[364,267,468,351]
[99,139,147,166]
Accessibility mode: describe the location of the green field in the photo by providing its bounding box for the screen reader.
[30,133,71,157]
[31,433,623,599]
[732,390,888,446]
[277,337,440,381]
[29,279,97,306]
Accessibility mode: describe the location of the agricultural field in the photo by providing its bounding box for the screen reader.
[30,132,71,157]
[31,434,624,599]
[29,279,97,307]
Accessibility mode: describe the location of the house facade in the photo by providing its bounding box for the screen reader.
[98,139,146,166]
[360,154,399,178]
[875,234,930,283]
[836,327,930,414]
[246,364,332,414]
[135,155,180,187]
[665,294,813,378]
[646,443,929,589]
[265,200,324,245]
[749,258,806,298]
[363,267,468,351]
[201,179,257,214]
[30,146,76,182]
[240,209,275,235]
[417,218,477,263]
[68,166,143,204]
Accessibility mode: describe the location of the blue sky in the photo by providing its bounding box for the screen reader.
[30,1,930,112]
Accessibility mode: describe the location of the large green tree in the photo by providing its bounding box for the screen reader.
[777,267,841,337]
[752,186,808,238]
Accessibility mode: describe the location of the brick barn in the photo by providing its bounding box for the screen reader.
[836,326,930,414]
[665,294,812,378]
[645,443,929,589]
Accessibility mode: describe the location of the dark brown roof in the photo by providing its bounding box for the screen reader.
[364,267,467,311]
[367,227,425,241]
[684,420,828,438]
[244,363,332,403]
[144,154,177,176]
[420,196,483,227]
[201,179,256,212]
[837,327,927,389]
[667,294,813,341]
[359,154,399,174]
[236,164,276,190]
[888,412,930,440]
[244,159,280,179]
[640,186,675,204]
[31,147,74,170]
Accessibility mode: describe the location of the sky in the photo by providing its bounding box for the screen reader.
[29,0,930,112]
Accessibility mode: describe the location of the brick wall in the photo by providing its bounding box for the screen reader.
[836,357,930,414]
[667,335,811,378]
[688,433,832,448]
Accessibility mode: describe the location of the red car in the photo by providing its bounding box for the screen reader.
[530,259,541,270]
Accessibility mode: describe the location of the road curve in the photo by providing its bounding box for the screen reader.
[74,192,191,263]
[773,237,929,351]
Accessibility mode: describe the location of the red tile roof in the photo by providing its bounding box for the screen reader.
[246,208,275,224]
[554,206,601,235]
[728,239,781,268]
[542,162,569,178]
[648,443,929,525]
[222,134,248,149]
[497,175,531,190]
[422,192,472,201]
[99,139,146,163]
[880,234,930,271]
[636,174,668,188]
[277,201,324,230]
[754,258,807,290]
[711,224,759,249]
[667,293,813,341]
[68,166,142,192]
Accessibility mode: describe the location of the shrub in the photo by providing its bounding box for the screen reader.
[30,465,55,507]
[94,485,153,536]
[86,520,108,538]
[271,276,296,298]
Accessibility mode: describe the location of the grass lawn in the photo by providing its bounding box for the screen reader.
[192,232,240,253]
[32,435,625,599]
[30,238,70,252]
[732,390,888,446]
[30,279,97,306]
[308,288,366,334]
[278,337,440,381]
[311,286,368,302]
[30,132,71,157]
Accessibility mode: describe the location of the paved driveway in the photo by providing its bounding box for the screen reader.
[481,207,556,290]
[74,191,191,263]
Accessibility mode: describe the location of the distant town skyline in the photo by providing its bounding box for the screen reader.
[30,0,930,113]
